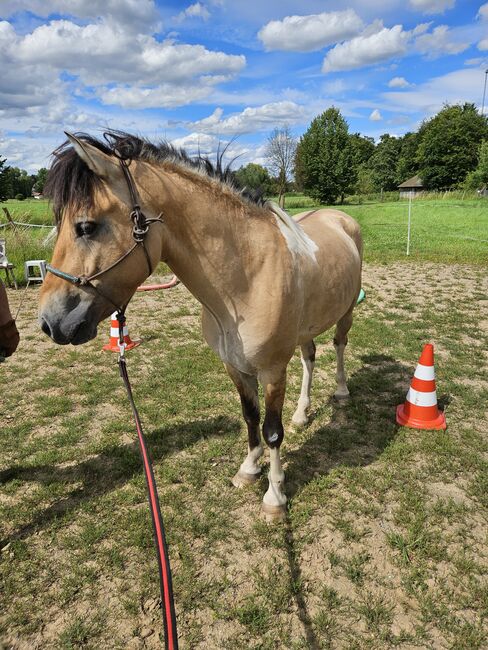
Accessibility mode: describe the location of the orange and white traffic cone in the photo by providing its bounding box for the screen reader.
[102,312,140,352]
[396,343,446,430]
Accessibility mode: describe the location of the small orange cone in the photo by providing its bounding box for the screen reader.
[102,312,140,352]
[396,343,446,430]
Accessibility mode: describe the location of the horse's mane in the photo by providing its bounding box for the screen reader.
[44,130,266,224]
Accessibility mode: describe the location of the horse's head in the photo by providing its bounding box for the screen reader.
[39,133,163,345]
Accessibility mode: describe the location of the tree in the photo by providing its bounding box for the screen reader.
[265,125,297,208]
[368,134,402,191]
[350,133,375,169]
[234,163,272,195]
[296,107,356,204]
[416,103,488,190]
[396,132,420,183]
[33,167,48,194]
[464,140,488,189]
[355,167,375,195]
[3,166,36,199]
[0,157,10,203]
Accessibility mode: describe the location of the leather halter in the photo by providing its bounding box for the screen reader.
[45,157,163,311]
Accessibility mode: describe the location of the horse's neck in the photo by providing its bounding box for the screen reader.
[154,167,259,308]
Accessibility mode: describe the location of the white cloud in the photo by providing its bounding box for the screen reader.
[478,3,488,20]
[415,25,469,56]
[464,57,486,65]
[408,0,455,14]
[369,109,383,121]
[1,18,245,112]
[258,9,363,52]
[176,3,211,23]
[479,38,488,51]
[186,101,305,135]
[388,76,411,87]
[383,67,485,113]
[14,21,244,87]
[0,1,160,32]
[322,23,409,73]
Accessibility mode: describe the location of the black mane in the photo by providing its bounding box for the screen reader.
[44,131,265,225]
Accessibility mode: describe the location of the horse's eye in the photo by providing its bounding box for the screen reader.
[75,221,98,237]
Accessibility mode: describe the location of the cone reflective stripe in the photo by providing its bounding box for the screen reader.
[396,343,446,430]
[103,312,140,352]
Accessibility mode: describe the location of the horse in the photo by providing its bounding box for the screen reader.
[39,131,363,521]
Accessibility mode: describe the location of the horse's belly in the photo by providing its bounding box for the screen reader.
[297,231,361,342]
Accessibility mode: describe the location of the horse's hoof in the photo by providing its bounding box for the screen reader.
[291,412,309,427]
[334,390,350,401]
[232,470,260,488]
[261,502,287,522]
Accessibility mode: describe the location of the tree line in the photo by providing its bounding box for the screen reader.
[2,102,487,206]
[236,102,488,205]
[0,161,48,202]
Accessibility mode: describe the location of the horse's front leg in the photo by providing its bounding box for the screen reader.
[259,367,287,521]
[225,364,263,487]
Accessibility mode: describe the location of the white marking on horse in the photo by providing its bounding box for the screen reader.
[267,202,318,261]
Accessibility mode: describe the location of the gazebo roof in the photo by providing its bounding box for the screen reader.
[398,175,423,189]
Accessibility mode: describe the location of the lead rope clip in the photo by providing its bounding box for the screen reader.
[117,311,126,358]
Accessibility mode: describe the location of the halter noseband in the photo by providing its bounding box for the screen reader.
[45,157,163,312]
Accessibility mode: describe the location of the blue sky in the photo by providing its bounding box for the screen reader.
[0,0,487,172]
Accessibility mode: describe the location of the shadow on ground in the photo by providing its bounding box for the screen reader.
[0,415,239,546]
[285,353,413,497]
[281,354,413,649]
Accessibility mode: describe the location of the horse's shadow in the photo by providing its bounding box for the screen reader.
[285,353,416,498]
[0,415,239,547]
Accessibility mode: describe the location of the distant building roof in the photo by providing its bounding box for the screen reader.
[398,175,423,189]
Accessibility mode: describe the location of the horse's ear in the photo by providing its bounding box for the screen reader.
[64,132,121,181]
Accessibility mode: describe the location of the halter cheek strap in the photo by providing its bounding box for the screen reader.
[45,158,163,311]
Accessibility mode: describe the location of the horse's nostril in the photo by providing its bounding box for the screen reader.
[40,318,52,338]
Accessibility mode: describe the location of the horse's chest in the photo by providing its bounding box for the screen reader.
[201,307,256,373]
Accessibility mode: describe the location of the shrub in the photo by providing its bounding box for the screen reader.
[15,193,25,201]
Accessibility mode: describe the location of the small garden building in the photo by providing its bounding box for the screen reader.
[398,175,424,198]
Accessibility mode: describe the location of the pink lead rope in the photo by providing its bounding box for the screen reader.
[117,312,179,650]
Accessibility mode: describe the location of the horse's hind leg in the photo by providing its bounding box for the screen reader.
[292,340,316,427]
[225,364,263,487]
[333,307,354,400]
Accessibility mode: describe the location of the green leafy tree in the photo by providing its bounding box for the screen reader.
[396,132,420,183]
[350,133,375,169]
[464,140,488,189]
[367,134,402,191]
[33,167,48,194]
[417,103,488,189]
[234,163,272,194]
[0,157,10,202]
[355,166,375,195]
[3,166,36,199]
[296,107,356,204]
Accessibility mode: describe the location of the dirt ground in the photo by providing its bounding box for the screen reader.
[1,261,487,649]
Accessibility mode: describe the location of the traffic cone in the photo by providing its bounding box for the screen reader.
[102,312,140,352]
[396,343,446,430]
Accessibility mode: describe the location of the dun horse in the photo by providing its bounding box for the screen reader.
[39,132,362,520]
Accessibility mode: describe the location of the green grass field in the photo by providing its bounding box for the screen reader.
[1,188,487,648]
[285,197,488,265]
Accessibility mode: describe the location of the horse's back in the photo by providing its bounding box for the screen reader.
[295,208,362,257]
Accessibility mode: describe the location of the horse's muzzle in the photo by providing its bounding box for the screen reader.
[39,295,102,346]
[40,315,98,345]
